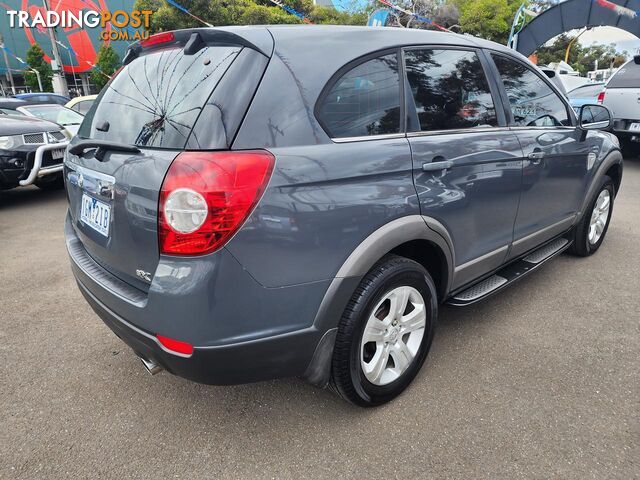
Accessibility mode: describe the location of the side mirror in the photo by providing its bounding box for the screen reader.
[579,104,612,131]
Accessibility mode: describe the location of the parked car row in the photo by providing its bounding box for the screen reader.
[562,56,640,153]
[0,93,95,191]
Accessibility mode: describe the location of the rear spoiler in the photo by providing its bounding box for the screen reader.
[123,28,273,65]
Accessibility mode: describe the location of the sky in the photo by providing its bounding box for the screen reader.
[577,26,640,55]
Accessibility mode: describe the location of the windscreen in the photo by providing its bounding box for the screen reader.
[607,61,640,88]
[78,45,241,149]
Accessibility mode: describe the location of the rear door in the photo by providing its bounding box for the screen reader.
[64,39,269,290]
[489,53,589,259]
[404,47,523,289]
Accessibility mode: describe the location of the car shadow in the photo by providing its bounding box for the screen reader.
[129,271,538,422]
[0,186,66,210]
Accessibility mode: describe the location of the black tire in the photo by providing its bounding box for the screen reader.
[330,254,437,407]
[569,175,615,257]
[34,174,64,191]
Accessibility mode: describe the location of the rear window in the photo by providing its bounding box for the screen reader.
[79,46,241,149]
[75,100,94,115]
[608,61,640,88]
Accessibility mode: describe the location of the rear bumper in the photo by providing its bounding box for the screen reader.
[65,212,332,385]
[75,277,322,384]
[612,119,640,139]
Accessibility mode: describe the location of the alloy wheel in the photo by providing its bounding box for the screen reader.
[588,189,611,245]
[360,286,426,386]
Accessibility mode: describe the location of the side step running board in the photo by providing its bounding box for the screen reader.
[447,237,570,307]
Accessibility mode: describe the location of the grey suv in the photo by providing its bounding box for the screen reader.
[64,26,622,406]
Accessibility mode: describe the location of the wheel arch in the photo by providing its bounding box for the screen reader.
[580,148,623,217]
[304,215,454,387]
[605,161,623,196]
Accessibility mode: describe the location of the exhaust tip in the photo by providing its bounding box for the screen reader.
[140,356,163,375]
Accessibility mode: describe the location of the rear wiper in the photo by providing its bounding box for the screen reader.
[68,139,140,161]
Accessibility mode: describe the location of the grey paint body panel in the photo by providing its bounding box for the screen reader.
[64,25,622,386]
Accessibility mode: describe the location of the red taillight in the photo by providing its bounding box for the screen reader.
[159,150,275,256]
[140,31,176,48]
[156,334,194,356]
[597,91,605,103]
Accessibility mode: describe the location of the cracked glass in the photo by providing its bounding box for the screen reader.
[79,46,241,149]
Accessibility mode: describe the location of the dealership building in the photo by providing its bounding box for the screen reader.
[0,0,348,96]
[1,0,160,95]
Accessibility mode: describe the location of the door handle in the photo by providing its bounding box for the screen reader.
[528,150,545,164]
[422,160,453,172]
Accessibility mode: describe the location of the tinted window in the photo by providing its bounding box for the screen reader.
[405,49,497,131]
[318,54,401,138]
[492,55,570,127]
[79,46,241,148]
[568,83,604,99]
[607,61,640,88]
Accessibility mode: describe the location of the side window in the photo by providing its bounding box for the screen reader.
[404,49,498,131]
[76,101,92,115]
[492,54,570,127]
[318,53,401,138]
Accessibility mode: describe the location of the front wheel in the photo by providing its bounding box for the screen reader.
[569,175,615,257]
[330,255,437,407]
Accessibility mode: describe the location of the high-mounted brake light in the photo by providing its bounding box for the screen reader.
[140,31,176,48]
[159,150,275,256]
[597,91,605,103]
[156,334,194,356]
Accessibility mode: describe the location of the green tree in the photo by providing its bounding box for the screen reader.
[91,45,121,91]
[24,44,53,92]
[536,34,627,75]
[455,0,520,44]
[134,0,368,33]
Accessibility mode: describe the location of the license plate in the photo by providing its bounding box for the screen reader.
[630,123,640,132]
[80,193,111,237]
[51,148,65,160]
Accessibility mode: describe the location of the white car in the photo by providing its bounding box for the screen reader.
[16,103,84,136]
[66,94,98,115]
[600,56,640,151]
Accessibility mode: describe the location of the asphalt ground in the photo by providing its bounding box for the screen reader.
[1,157,638,479]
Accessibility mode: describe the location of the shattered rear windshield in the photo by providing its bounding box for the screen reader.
[78,46,241,149]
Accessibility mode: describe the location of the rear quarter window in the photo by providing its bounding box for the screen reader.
[607,61,640,88]
[317,53,401,138]
[79,46,242,149]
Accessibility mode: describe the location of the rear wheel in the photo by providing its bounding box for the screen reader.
[569,175,614,257]
[34,174,64,191]
[330,255,437,406]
